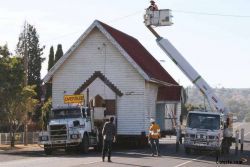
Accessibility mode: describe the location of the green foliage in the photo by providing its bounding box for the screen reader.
[0,51,39,146]
[48,46,54,71]
[0,44,11,58]
[55,44,63,62]
[186,86,250,121]
[16,22,45,100]
[45,46,54,101]
[40,98,52,129]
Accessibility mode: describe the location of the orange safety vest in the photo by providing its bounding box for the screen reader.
[149,123,161,139]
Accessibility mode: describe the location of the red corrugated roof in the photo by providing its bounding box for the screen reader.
[157,86,182,101]
[98,21,178,86]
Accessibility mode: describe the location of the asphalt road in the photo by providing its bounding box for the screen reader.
[1,122,250,167]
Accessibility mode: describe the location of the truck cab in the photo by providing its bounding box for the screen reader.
[184,111,232,154]
[39,106,100,155]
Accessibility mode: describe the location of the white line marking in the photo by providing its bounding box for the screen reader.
[235,123,244,129]
[173,155,205,167]
[244,132,250,137]
[76,160,101,165]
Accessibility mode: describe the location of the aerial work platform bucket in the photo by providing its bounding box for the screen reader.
[144,9,173,27]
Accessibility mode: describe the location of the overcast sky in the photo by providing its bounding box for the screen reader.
[0,0,249,88]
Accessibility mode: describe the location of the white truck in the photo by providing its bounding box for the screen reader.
[144,9,234,154]
[38,106,101,155]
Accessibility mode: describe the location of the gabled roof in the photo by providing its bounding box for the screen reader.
[74,71,123,96]
[43,20,178,86]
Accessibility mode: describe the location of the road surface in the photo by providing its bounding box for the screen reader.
[1,122,250,167]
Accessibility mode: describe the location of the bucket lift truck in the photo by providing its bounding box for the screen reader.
[144,9,235,154]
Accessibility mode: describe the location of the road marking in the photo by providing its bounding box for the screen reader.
[115,151,149,156]
[173,155,205,167]
[244,132,250,137]
[74,160,101,166]
[235,122,244,129]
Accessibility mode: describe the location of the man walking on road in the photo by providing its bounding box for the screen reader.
[102,117,116,162]
[148,118,161,156]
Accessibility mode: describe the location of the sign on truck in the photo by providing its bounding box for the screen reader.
[64,94,84,104]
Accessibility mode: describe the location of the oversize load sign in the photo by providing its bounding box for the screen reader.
[64,95,84,104]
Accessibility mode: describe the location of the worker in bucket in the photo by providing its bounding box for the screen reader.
[102,117,116,162]
[148,0,158,11]
[148,118,161,156]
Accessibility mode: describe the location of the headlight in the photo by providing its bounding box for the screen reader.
[40,136,49,141]
[70,134,80,139]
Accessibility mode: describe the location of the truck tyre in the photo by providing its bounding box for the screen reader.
[80,134,89,153]
[44,145,52,155]
[184,147,191,154]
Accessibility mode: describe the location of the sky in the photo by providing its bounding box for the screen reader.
[0,0,249,88]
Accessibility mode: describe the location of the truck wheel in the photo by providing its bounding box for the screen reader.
[80,134,89,153]
[185,147,191,154]
[44,145,52,155]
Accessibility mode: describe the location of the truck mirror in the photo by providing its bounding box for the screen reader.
[82,109,87,118]
[220,125,223,130]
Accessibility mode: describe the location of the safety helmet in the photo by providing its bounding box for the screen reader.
[150,118,155,123]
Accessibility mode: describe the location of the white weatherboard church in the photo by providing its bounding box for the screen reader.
[43,20,184,139]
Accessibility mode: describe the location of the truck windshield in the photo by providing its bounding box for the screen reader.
[187,113,220,130]
[51,108,82,119]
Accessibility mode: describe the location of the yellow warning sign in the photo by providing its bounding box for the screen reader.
[64,94,84,104]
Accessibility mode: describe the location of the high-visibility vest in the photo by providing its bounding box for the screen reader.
[149,123,161,139]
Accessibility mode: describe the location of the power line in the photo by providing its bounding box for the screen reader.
[108,10,143,23]
[173,10,250,18]
[40,9,250,45]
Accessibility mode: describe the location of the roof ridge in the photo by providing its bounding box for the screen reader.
[96,20,139,42]
[43,20,179,86]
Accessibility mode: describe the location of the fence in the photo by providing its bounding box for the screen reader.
[0,132,39,145]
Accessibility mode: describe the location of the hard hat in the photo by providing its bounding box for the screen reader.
[150,0,155,3]
[150,118,155,123]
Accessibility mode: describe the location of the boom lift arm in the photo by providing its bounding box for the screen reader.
[144,9,225,113]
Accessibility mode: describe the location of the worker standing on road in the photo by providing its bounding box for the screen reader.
[148,0,158,11]
[148,118,161,156]
[102,117,116,162]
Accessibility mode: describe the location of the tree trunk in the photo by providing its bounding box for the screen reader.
[24,123,28,146]
[10,131,15,148]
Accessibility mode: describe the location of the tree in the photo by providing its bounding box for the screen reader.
[16,22,45,100]
[55,44,63,62]
[0,44,10,58]
[45,47,54,101]
[40,98,52,129]
[48,46,54,71]
[0,55,38,147]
